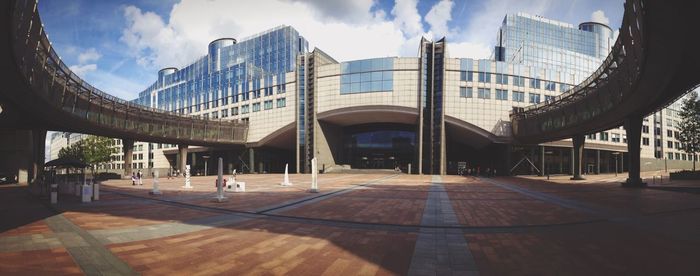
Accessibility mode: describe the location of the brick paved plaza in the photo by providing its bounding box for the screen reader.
[1,173,700,275]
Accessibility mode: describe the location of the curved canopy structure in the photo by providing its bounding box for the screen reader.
[510,0,700,144]
[1,0,248,146]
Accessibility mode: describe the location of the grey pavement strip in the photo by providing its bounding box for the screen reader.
[407,175,480,276]
[89,214,250,245]
[44,215,137,276]
[256,174,400,214]
[0,233,63,252]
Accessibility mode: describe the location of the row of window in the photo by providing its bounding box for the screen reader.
[201,98,287,119]
[340,71,394,94]
[459,87,555,103]
[667,152,699,161]
[458,71,569,92]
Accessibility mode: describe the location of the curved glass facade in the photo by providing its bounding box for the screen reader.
[339,58,394,94]
[133,26,308,114]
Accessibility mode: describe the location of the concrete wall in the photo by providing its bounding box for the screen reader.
[641,157,697,172]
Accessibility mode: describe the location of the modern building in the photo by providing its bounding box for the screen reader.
[51,14,697,175]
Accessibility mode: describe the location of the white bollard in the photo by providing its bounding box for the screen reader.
[81,184,92,203]
[50,184,58,204]
[93,182,100,201]
[150,171,162,195]
[183,165,192,189]
[213,158,227,202]
[310,158,319,193]
[281,163,293,186]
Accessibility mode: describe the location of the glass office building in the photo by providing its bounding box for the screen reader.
[110,14,694,175]
[494,13,613,81]
[133,26,308,115]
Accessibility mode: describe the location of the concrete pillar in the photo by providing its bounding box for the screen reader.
[596,150,601,174]
[623,115,645,187]
[248,148,255,173]
[122,139,134,177]
[540,146,545,176]
[571,135,585,180]
[30,129,46,187]
[177,145,188,174]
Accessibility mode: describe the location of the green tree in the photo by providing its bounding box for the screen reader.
[678,91,700,171]
[58,135,115,176]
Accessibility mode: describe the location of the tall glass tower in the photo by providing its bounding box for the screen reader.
[494,13,614,81]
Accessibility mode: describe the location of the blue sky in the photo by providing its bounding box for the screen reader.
[39,0,623,101]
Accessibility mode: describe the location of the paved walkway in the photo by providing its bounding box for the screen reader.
[407,175,478,276]
[2,173,700,275]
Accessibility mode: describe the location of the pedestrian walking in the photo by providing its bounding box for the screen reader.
[131,172,136,186]
[137,170,143,185]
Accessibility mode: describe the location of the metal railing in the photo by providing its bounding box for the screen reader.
[9,0,248,144]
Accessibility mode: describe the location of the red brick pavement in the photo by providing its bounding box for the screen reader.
[466,221,700,275]
[505,176,700,214]
[279,175,430,225]
[0,248,82,275]
[444,176,598,226]
[61,202,218,230]
[108,219,416,275]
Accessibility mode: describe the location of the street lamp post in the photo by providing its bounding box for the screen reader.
[545,151,554,180]
[203,155,210,176]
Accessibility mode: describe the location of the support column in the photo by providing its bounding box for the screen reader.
[540,146,545,176]
[122,139,134,177]
[30,129,47,185]
[177,144,188,175]
[596,150,601,174]
[571,135,585,180]
[623,115,645,187]
[248,148,255,174]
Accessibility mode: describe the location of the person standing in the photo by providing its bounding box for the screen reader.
[131,172,136,186]
[137,170,143,185]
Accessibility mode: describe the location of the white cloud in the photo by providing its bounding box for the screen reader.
[69,64,97,76]
[447,41,492,59]
[591,10,610,25]
[77,48,102,64]
[391,0,424,38]
[425,0,454,39]
[290,0,378,24]
[119,0,522,71]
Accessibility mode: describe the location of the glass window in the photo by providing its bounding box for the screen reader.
[512,76,525,87]
[560,83,569,92]
[276,98,286,108]
[545,81,556,91]
[513,91,525,102]
[530,78,541,89]
[496,89,508,100]
[459,87,472,98]
[241,105,249,114]
[478,72,491,83]
[231,107,239,115]
[252,102,261,112]
[496,74,508,85]
[460,71,473,82]
[477,88,490,99]
[529,93,540,103]
[264,100,273,110]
